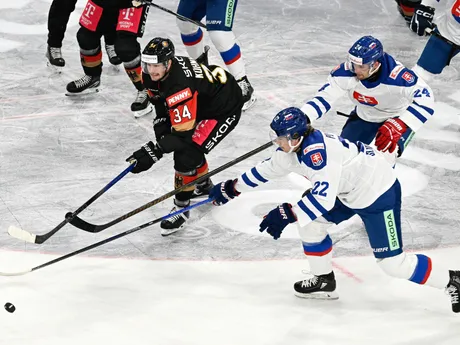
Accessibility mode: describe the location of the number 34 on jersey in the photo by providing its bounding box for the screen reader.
[166,87,198,130]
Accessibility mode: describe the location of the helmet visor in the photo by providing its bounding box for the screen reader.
[141,54,166,74]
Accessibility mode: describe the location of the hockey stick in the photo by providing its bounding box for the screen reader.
[133,0,207,29]
[69,141,274,233]
[0,198,212,277]
[7,163,135,244]
[336,111,351,118]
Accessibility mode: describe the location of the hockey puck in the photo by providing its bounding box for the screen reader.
[4,302,15,313]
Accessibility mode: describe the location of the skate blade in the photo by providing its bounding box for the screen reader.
[65,88,100,97]
[133,103,154,118]
[294,291,339,300]
[46,62,64,74]
[242,94,257,111]
[160,225,185,237]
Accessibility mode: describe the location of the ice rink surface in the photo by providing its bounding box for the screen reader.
[0,0,459,344]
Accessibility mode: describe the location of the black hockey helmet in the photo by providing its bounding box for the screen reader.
[141,37,175,69]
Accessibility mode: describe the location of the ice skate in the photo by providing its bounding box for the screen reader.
[105,44,122,66]
[196,45,210,65]
[65,75,100,96]
[46,46,65,72]
[446,270,460,313]
[131,89,154,118]
[294,271,338,300]
[237,75,256,111]
[160,203,190,236]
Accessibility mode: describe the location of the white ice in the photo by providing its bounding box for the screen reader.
[1,0,460,344]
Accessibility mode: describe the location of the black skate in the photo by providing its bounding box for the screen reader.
[294,271,338,300]
[196,45,210,65]
[237,76,256,111]
[446,270,460,313]
[160,205,190,236]
[131,89,154,118]
[65,75,100,96]
[191,178,214,199]
[46,46,65,69]
[105,44,122,66]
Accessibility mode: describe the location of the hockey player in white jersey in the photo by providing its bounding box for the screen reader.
[209,107,460,312]
[401,0,460,80]
[299,35,434,158]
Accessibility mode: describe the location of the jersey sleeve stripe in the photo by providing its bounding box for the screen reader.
[297,200,318,221]
[241,172,258,188]
[251,167,268,183]
[302,235,333,256]
[314,96,331,112]
[306,193,328,214]
[306,101,323,119]
[413,101,434,115]
[407,106,428,123]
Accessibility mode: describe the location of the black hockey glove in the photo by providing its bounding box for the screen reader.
[410,5,435,36]
[127,141,163,174]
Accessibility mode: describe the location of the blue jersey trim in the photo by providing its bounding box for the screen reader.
[251,167,268,183]
[413,101,434,115]
[407,106,428,123]
[242,173,258,188]
[330,63,355,77]
[297,200,317,221]
[306,101,322,118]
[315,96,331,112]
[306,193,328,214]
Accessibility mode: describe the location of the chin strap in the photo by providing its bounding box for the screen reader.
[288,136,304,153]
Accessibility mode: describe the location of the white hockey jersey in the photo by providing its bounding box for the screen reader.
[425,0,460,45]
[300,53,435,132]
[235,130,397,227]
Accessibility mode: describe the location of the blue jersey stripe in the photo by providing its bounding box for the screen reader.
[407,106,428,123]
[409,254,432,284]
[315,96,331,112]
[306,193,328,215]
[297,200,317,221]
[241,173,258,188]
[306,101,322,118]
[413,101,434,115]
[251,167,268,183]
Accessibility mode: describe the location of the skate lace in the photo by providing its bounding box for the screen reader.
[134,90,148,103]
[446,285,459,304]
[74,75,93,89]
[301,276,319,288]
[105,45,117,59]
[49,47,62,59]
[165,207,188,223]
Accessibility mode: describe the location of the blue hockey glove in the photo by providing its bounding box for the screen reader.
[410,5,435,36]
[209,179,240,205]
[259,203,297,240]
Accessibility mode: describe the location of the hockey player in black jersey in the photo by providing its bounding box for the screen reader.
[126,37,244,236]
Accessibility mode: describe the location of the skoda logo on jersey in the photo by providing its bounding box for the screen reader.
[352,91,378,106]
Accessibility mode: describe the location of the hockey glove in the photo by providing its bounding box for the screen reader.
[375,118,408,153]
[410,5,435,36]
[209,179,240,206]
[259,203,297,240]
[127,141,163,174]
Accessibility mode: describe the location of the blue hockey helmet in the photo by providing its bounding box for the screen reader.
[270,107,309,142]
[347,36,383,76]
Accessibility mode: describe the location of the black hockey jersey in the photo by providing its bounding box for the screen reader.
[142,56,244,153]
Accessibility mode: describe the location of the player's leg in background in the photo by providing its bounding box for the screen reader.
[294,197,356,300]
[46,0,78,67]
[206,0,256,110]
[340,109,382,144]
[412,31,460,82]
[160,147,206,236]
[102,21,122,66]
[66,0,106,94]
[357,179,460,313]
[176,0,207,59]
[115,5,153,117]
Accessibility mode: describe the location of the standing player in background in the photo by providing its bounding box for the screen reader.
[209,107,460,313]
[46,0,121,68]
[65,0,153,118]
[297,35,434,160]
[175,0,256,111]
[126,37,244,236]
[396,0,460,81]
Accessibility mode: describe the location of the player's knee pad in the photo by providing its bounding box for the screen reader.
[208,30,237,53]
[114,32,141,63]
[174,148,205,173]
[377,252,418,280]
[175,169,198,202]
[76,27,100,50]
[297,217,332,243]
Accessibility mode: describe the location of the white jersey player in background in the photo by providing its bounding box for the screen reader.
[209,107,460,313]
[298,35,434,160]
[398,0,460,80]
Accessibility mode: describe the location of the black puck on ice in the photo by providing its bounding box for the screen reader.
[4,302,15,313]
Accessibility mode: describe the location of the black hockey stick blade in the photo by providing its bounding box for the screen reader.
[70,141,274,233]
